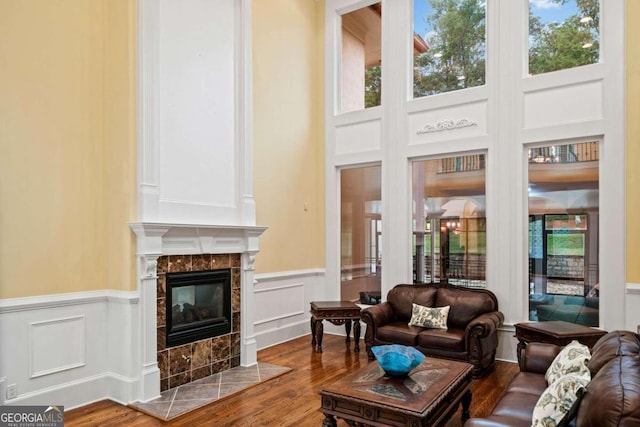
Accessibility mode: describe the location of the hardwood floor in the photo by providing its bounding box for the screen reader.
[65,335,518,426]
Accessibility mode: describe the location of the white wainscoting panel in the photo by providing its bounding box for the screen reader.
[625,283,640,332]
[524,80,603,130]
[495,325,518,364]
[253,269,325,349]
[30,316,86,378]
[0,291,140,409]
[254,283,306,328]
[408,101,488,145]
[334,119,381,155]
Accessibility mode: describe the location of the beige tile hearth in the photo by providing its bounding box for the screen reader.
[129,362,291,421]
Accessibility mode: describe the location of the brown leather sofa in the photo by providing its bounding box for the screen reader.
[360,283,504,377]
[465,330,640,427]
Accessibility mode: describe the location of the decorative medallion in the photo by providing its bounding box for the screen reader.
[416,118,478,135]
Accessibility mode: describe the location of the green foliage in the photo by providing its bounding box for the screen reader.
[365,65,382,108]
[529,0,599,75]
[413,0,486,98]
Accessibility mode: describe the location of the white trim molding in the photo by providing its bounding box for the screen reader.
[626,283,640,295]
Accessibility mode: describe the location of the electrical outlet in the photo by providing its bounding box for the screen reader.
[6,384,16,399]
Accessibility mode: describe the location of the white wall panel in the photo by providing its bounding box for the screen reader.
[157,0,236,209]
[0,291,139,409]
[139,0,254,226]
[334,119,381,155]
[408,101,488,146]
[30,316,86,378]
[253,270,326,349]
[254,283,306,330]
[524,80,603,130]
[625,284,640,332]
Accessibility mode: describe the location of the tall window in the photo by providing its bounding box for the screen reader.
[341,165,382,303]
[412,0,486,98]
[528,141,599,326]
[412,154,486,288]
[340,3,382,113]
[529,0,600,75]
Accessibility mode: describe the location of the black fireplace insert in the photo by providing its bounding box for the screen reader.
[166,269,232,347]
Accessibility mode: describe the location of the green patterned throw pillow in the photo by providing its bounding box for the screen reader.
[531,374,590,427]
[545,340,591,385]
[408,303,450,329]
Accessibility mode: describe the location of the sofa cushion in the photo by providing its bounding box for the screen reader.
[545,340,591,385]
[489,391,541,423]
[435,287,496,328]
[417,327,465,352]
[578,355,640,427]
[386,285,437,322]
[408,304,449,329]
[376,322,420,346]
[506,372,549,396]
[531,374,589,427]
[588,330,640,375]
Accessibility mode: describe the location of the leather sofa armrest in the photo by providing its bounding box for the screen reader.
[465,311,504,338]
[361,302,395,361]
[521,342,562,374]
[361,302,394,328]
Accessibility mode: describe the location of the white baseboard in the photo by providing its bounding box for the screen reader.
[3,372,140,410]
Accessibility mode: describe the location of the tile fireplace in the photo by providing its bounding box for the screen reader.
[130,223,267,400]
[157,254,241,391]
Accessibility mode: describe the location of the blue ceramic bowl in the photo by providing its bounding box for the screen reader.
[371,344,425,378]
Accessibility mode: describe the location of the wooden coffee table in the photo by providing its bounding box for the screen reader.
[319,358,473,427]
[310,301,361,353]
[515,321,607,368]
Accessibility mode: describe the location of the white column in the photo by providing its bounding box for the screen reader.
[240,251,258,366]
[237,0,257,226]
[137,255,161,402]
[129,223,170,402]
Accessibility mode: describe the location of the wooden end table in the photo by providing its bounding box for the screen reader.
[515,321,607,368]
[319,357,473,427]
[310,301,361,353]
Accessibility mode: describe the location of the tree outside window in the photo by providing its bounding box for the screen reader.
[529,0,600,75]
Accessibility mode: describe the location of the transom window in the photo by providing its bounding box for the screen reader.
[412,0,486,98]
[528,0,600,75]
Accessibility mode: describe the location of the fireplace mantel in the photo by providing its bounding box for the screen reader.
[129,222,268,257]
[129,222,267,402]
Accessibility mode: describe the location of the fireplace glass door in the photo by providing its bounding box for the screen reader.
[166,269,232,347]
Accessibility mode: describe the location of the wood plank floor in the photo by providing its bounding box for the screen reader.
[65,335,518,426]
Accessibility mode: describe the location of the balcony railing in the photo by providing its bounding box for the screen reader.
[528,141,599,164]
[439,154,485,173]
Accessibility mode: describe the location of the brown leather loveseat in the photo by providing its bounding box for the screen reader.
[361,283,504,377]
[465,330,640,427]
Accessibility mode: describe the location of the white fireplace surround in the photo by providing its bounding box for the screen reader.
[131,0,265,402]
[129,222,266,402]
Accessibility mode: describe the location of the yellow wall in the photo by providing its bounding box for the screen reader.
[627,1,640,283]
[0,0,137,298]
[252,0,325,273]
